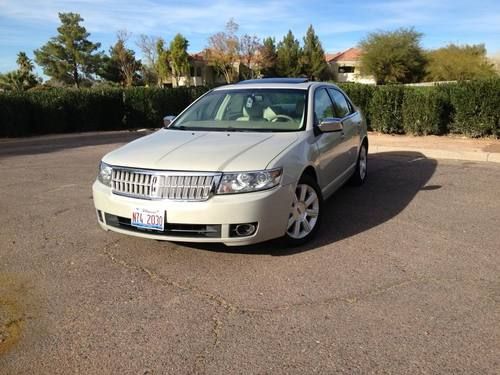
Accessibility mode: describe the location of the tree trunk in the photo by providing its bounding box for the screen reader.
[223,69,231,84]
[73,64,79,89]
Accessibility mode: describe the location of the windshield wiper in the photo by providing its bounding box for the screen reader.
[224,127,251,132]
[170,125,201,131]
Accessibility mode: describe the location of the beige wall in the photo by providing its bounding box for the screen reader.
[329,61,375,84]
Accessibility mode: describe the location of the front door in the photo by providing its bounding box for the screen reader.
[327,88,361,167]
[313,88,351,193]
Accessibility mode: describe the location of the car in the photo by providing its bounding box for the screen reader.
[92,78,368,246]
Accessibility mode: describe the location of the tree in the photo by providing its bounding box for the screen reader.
[492,52,500,75]
[425,44,497,81]
[276,30,302,77]
[137,34,160,86]
[239,34,261,79]
[156,38,171,86]
[206,18,240,83]
[169,33,190,87]
[98,55,121,84]
[17,52,34,76]
[301,25,329,80]
[0,51,39,91]
[34,13,103,88]
[100,31,142,86]
[259,37,278,77]
[359,27,427,84]
[114,31,142,87]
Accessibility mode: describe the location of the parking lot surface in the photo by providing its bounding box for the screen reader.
[1,132,499,374]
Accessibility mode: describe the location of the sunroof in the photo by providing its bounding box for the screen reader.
[239,78,309,84]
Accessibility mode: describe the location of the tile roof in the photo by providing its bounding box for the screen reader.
[190,52,206,61]
[324,52,342,62]
[325,48,362,62]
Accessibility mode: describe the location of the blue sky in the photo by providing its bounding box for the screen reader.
[1,0,499,73]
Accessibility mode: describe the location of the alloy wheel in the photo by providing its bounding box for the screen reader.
[287,184,320,239]
[359,145,367,180]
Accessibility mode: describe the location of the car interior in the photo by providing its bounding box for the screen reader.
[173,89,307,131]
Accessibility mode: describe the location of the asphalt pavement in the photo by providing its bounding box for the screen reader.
[1,131,499,374]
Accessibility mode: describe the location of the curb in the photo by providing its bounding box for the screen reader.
[369,145,500,164]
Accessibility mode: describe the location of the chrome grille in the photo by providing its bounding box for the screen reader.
[111,168,221,201]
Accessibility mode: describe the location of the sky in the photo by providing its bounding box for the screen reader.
[1,0,499,73]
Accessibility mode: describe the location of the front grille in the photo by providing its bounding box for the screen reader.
[104,213,221,238]
[112,168,221,201]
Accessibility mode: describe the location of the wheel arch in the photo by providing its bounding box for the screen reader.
[361,135,369,151]
[300,165,318,183]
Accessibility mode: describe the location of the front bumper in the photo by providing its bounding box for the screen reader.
[92,181,294,246]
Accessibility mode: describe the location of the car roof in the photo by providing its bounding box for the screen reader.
[212,78,337,91]
[239,78,309,84]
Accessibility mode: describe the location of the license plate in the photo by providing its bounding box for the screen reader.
[131,208,165,231]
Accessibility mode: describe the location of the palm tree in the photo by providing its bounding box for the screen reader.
[16,52,35,75]
[0,51,39,91]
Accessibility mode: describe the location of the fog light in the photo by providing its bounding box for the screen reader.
[97,210,104,223]
[230,223,257,237]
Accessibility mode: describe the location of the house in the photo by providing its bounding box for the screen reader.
[168,47,377,87]
[163,52,233,88]
[326,48,375,84]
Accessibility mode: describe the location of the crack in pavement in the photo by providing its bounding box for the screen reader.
[102,241,499,316]
[102,240,234,372]
[102,241,237,313]
[101,240,498,370]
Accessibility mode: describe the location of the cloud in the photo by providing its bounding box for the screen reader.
[0,0,296,36]
[0,0,498,69]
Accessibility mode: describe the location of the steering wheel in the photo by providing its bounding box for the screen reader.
[271,114,294,122]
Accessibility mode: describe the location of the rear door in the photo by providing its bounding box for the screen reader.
[327,88,361,166]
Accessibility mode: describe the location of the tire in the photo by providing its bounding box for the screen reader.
[350,143,368,186]
[284,174,323,246]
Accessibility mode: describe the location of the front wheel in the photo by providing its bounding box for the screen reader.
[284,175,323,246]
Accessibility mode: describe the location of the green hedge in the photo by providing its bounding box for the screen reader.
[369,85,405,134]
[446,80,500,137]
[0,86,208,137]
[402,87,449,135]
[342,79,499,137]
[123,86,208,129]
[1,80,499,138]
[337,83,375,127]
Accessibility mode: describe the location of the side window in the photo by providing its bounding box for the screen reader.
[314,88,335,123]
[328,88,352,118]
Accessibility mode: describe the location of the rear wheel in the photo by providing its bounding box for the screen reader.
[350,143,368,186]
[285,175,323,246]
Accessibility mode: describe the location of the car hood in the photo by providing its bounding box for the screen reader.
[103,129,298,171]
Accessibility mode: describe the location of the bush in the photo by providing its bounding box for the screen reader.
[124,86,208,128]
[0,92,32,137]
[0,86,209,137]
[336,79,499,137]
[369,85,405,134]
[402,87,449,135]
[1,80,499,138]
[447,79,500,137]
[338,83,375,128]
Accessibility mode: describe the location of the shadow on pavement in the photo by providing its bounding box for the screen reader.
[0,131,149,158]
[182,151,438,256]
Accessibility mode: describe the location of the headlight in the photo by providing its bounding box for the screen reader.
[98,161,113,187]
[217,168,282,194]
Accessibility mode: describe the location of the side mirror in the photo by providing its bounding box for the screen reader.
[163,115,176,127]
[318,118,343,132]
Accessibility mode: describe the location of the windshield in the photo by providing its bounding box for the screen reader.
[170,89,307,132]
